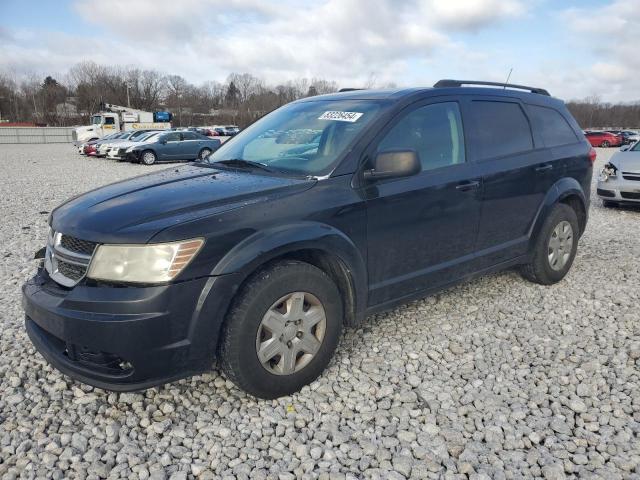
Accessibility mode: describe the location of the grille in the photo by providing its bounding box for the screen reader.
[620,191,640,200]
[622,173,640,181]
[60,235,97,256]
[57,260,86,281]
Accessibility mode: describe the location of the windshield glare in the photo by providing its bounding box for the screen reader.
[207,100,383,175]
[91,116,102,125]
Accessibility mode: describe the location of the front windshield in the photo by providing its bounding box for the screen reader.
[91,115,102,125]
[631,140,640,152]
[207,100,383,175]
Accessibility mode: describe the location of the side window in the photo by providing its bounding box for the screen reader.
[467,101,533,160]
[164,132,181,142]
[527,105,578,147]
[104,117,115,125]
[182,132,198,140]
[377,102,465,171]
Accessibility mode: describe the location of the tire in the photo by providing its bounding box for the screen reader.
[219,260,343,399]
[521,203,579,285]
[141,150,157,165]
[198,148,212,160]
[603,200,618,208]
[601,140,610,148]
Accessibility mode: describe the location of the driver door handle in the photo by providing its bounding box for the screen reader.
[456,180,480,192]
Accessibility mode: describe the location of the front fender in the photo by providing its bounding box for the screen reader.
[211,221,367,316]
[528,177,587,248]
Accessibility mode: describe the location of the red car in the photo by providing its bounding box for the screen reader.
[82,143,97,156]
[584,131,622,148]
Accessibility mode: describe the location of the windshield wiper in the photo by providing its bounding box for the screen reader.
[211,158,275,172]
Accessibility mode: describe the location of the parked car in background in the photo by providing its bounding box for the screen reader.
[106,131,163,161]
[585,131,623,147]
[223,125,240,136]
[23,79,593,398]
[607,130,640,145]
[597,141,640,206]
[94,132,134,157]
[211,127,226,136]
[124,130,222,164]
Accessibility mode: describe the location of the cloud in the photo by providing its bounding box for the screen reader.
[562,0,640,102]
[25,0,525,87]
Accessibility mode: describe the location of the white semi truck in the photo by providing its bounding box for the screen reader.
[72,104,172,144]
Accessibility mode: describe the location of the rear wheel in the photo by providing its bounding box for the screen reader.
[601,140,610,147]
[141,150,157,165]
[521,203,579,285]
[219,260,343,399]
[198,148,212,160]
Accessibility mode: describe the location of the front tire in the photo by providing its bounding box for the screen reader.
[601,140,610,147]
[141,150,157,165]
[219,260,343,399]
[521,203,579,285]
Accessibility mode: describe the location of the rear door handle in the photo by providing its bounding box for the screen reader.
[535,164,553,173]
[455,180,480,192]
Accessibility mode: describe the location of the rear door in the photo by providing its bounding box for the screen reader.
[181,131,204,159]
[464,97,555,267]
[363,99,483,305]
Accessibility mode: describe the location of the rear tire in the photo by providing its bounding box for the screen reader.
[198,148,212,160]
[521,203,579,285]
[141,150,157,165]
[219,260,343,399]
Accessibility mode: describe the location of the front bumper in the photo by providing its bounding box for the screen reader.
[22,267,240,391]
[597,176,640,203]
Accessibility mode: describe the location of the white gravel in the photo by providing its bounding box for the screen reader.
[1,144,640,479]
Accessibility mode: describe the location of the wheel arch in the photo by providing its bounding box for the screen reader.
[211,222,368,327]
[529,177,588,248]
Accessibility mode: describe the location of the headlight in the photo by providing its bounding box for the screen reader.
[600,163,617,181]
[87,238,204,283]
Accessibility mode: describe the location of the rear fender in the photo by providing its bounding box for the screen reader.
[528,177,587,250]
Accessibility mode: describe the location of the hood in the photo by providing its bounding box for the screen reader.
[51,165,315,244]
[610,151,640,173]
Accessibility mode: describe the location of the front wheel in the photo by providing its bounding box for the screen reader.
[521,203,579,285]
[601,140,610,147]
[219,260,343,399]
[141,150,157,165]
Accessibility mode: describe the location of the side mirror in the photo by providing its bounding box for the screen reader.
[620,144,630,151]
[160,139,167,144]
[363,150,421,181]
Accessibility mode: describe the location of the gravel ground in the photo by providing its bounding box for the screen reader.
[1,144,640,480]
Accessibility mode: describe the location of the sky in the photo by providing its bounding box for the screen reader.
[0,0,638,103]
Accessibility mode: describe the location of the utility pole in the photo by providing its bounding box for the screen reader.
[126,83,131,108]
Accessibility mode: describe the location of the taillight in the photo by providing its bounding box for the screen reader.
[588,147,597,165]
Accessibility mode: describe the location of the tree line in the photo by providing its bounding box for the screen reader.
[0,62,638,129]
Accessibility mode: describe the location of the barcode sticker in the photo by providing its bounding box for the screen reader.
[318,111,364,122]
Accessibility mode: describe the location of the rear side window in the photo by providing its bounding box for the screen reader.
[527,105,578,147]
[377,102,466,171]
[182,132,198,140]
[467,101,533,160]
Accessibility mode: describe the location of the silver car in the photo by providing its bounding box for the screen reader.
[597,142,640,206]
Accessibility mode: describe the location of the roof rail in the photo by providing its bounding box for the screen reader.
[338,88,364,92]
[433,79,550,96]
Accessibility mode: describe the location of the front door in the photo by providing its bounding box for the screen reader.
[363,100,482,306]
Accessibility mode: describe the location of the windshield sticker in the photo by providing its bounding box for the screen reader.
[318,111,364,122]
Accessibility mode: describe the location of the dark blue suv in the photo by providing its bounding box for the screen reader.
[22,80,594,398]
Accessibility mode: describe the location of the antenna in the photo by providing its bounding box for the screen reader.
[504,68,513,89]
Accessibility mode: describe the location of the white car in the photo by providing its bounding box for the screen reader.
[106,132,161,160]
[597,142,640,206]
